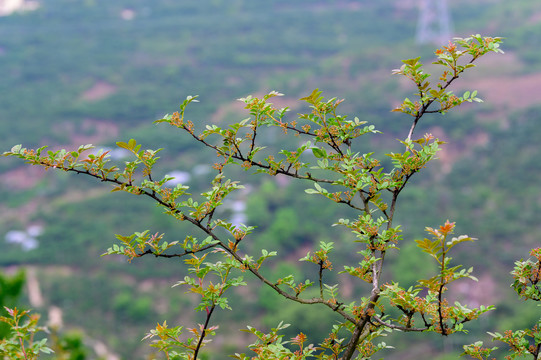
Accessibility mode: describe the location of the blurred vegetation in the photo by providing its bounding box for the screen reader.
[1,0,541,359]
[0,270,26,338]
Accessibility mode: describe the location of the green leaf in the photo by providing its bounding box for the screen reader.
[311,147,327,159]
[300,88,323,105]
[446,235,477,249]
[10,144,22,153]
[402,57,420,66]
[116,141,129,150]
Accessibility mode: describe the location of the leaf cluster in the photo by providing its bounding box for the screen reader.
[0,307,52,360]
[463,248,541,360]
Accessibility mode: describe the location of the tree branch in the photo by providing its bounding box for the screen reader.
[371,315,428,332]
[193,305,216,360]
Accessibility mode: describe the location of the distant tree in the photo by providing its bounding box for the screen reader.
[3,35,538,360]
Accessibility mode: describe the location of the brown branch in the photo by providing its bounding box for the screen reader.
[185,127,336,184]
[437,283,448,336]
[139,243,220,259]
[371,315,428,332]
[319,260,325,299]
[341,184,405,359]
[407,56,479,140]
[282,124,318,138]
[319,114,344,157]
[341,256,383,359]
[193,304,216,360]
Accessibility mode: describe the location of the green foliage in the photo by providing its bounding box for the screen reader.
[462,247,541,360]
[49,330,88,360]
[381,222,494,337]
[0,270,26,338]
[511,248,541,302]
[4,34,538,360]
[233,322,320,359]
[0,307,53,359]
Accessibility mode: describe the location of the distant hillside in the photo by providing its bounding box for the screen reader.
[1,1,541,359]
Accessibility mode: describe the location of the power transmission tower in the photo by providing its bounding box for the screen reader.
[416,0,453,45]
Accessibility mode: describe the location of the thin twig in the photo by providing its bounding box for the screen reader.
[193,305,216,359]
